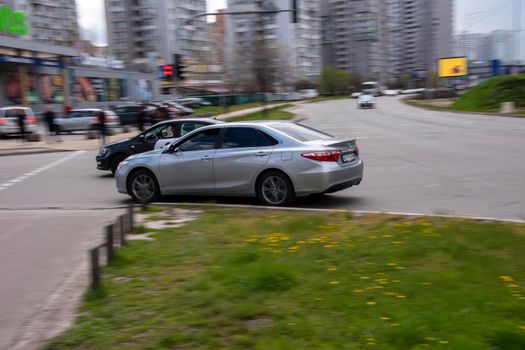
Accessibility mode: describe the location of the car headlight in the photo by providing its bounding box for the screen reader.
[117,160,129,171]
[98,147,109,156]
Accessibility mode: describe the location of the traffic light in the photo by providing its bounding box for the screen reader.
[159,65,174,80]
[174,54,186,81]
[291,0,299,23]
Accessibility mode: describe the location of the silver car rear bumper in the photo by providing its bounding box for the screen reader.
[291,160,364,196]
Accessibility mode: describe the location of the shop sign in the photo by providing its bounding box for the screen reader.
[0,5,30,35]
[77,53,125,69]
[0,54,64,68]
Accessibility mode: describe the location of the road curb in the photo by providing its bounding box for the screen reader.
[0,148,73,157]
[146,202,525,224]
[402,97,525,119]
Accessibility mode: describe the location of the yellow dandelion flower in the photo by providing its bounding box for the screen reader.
[380,316,390,320]
[395,266,405,270]
[391,241,403,244]
[360,276,370,280]
[382,234,393,238]
[329,280,340,285]
[499,276,514,283]
[367,301,377,305]
[390,323,400,327]
[396,295,406,299]
[328,267,337,271]
[438,340,449,344]
[354,289,364,293]
[518,325,525,331]
[212,265,221,269]
[509,284,519,288]
[314,297,323,301]
[387,262,397,266]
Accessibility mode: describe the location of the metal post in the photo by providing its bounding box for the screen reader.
[128,204,134,232]
[90,247,100,289]
[106,225,114,262]
[120,215,127,246]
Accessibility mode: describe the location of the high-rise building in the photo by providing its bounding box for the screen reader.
[321,0,453,83]
[1,0,79,47]
[454,30,513,64]
[400,0,452,73]
[225,0,321,90]
[105,0,208,68]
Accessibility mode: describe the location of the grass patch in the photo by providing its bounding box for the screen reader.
[47,208,525,350]
[131,225,148,234]
[228,104,294,122]
[139,205,163,213]
[451,74,525,113]
[194,101,283,115]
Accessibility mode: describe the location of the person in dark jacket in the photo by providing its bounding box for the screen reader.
[44,106,60,142]
[17,111,26,144]
[97,110,107,146]
[138,106,146,131]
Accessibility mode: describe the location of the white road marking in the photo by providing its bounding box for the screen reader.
[0,151,85,191]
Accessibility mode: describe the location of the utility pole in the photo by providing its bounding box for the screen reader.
[424,0,434,100]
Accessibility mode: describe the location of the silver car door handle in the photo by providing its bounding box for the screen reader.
[255,151,269,157]
[201,155,211,161]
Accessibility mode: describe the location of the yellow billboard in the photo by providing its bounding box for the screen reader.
[438,57,468,78]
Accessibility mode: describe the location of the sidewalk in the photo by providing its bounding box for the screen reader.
[0,102,303,155]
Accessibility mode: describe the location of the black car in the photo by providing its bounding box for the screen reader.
[96,118,222,174]
[113,104,156,126]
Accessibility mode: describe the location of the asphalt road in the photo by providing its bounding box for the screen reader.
[0,96,524,349]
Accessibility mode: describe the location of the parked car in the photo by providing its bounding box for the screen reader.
[113,104,144,125]
[357,93,376,108]
[176,98,211,108]
[351,92,362,98]
[55,109,120,132]
[0,107,38,137]
[97,118,221,174]
[115,121,364,206]
[384,89,400,96]
[162,101,193,116]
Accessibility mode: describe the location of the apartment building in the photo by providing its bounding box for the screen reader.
[105,0,208,67]
[225,0,321,89]
[1,0,79,47]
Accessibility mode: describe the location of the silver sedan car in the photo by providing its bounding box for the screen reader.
[115,121,364,206]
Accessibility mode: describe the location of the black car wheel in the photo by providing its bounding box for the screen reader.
[257,171,295,206]
[128,169,160,203]
[110,154,127,175]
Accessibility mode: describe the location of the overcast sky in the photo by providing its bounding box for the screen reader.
[77,0,523,58]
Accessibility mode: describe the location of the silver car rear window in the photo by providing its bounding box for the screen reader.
[270,123,333,142]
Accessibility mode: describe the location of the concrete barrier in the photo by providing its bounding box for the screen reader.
[500,102,515,114]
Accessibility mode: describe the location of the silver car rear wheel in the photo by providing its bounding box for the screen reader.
[129,170,160,203]
[258,171,294,206]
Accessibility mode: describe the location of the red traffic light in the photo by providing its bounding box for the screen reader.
[162,65,174,77]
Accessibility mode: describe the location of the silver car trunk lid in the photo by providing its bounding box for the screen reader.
[304,138,357,151]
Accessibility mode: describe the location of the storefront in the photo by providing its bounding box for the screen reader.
[1,39,159,114]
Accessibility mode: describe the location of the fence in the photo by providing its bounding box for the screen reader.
[89,205,134,289]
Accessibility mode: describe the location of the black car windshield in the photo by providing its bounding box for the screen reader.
[269,123,333,142]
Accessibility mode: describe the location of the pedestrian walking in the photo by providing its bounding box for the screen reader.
[17,110,26,144]
[44,106,60,142]
[97,110,107,146]
[138,105,146,131]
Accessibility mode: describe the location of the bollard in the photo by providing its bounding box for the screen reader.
[90,247,100,289]
[106,224,114,262]
[120,215,127,246]
[128,204,134,231]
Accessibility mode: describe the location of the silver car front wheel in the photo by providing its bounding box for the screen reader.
[257,171,294,206]
[129,170,160,203]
